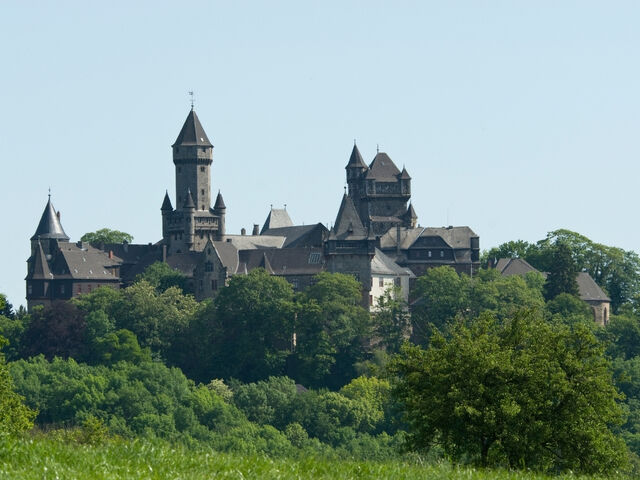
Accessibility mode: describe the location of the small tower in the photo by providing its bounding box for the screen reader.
[30,197,69,257]
[213,190,226,239]
[345,143,368,209]
[160,190,173,239]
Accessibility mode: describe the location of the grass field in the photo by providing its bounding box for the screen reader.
[0,434,610,480]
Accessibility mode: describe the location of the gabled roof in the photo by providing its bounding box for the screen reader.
[211,241,239,274]
[172,109,213,147]
[261,208,293,233]
[31,198,69,241]
[333,193,366,239]
[166,251,201,276]
[367,152,401,181]
[161,191,173,211]
[346,144,367,169]
[495,258,537,276]
[30,241,52,279]
[223,234,286,250]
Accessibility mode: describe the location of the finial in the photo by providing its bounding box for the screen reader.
[270,203,273,210]
[284,204,287,210]
[376,144,379,153]
[354,138,356,146]
[48,187,51,199]
[344,185,347,194]
[188,90,195,110]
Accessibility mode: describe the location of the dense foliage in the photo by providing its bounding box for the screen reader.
[80,228,133,245]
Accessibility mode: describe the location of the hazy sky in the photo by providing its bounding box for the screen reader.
[1,1,638,308]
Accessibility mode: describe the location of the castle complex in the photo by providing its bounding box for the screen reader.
[26,108,481,310]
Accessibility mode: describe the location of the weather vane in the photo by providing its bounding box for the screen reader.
[48,187,51,199]
[188,90,195,110]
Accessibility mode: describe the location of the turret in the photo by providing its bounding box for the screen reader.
[161,191,173,239]
[345,143,368,202]
[31,197,69,257]
[213,190,226,238]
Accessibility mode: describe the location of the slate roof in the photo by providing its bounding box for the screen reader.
[495,258,538,276]
[371,248,414,277]
[261,208,293,233]
[212,241,239,273]
[346,144,367,169]
[261,224,327,248]
[31,198,69,241]
[333,193,367,239]
[223,235,286,250]
[183,189,196,209]
[421,227,478,249]
[577,272,610,302]
[55,242,122,280]
[166,252,201,276]
[399,166,411,180]
[405,203,417,219]
[366,152,401,181]
[379,227,424,250]
[237,247,325,276]
[172,109,213,147]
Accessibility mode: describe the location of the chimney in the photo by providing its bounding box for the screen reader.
[241,228,246,236]
[108,250,113,259]
[252,224,259,236]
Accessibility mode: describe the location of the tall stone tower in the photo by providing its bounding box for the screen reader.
[162,109,226,254]
[345,147,414,236]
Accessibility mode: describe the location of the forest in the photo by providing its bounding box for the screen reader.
[2,229,640,477]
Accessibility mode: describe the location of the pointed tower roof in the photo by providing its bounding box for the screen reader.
[161,191,173,211]
[183,189,196,209]
[172,109,213,147]
[333,193,366,239]
[346,144,367,169]
[405,203,417,219]
[214,191,226,210]
[31,198,69,241]
[30,241,53,279]
[399,166,411,180]
[367,152,401,181]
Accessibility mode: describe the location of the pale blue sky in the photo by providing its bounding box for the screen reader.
[1,1,638,308]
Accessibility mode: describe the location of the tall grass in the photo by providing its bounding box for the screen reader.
[0,434,609,480]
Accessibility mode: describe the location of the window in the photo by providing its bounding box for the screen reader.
[201,189,204,195]
[60,284,65,294]
[440,250,444,258]
[308,252,322,264]
[211,279,218,291]
[369,295,373,306]
[394,277,401,287]
[200,166,205,172]
[205,261,213,272]
[379,277,384,287]
[201,205,205,210]
[428,250,432,258]
[27,283,32,295]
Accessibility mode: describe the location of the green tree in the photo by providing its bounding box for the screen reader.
[390,310,628,474]
[543,242,579,301]
[136,261,191,294]
[209,269,295,382]
[80,228,133,245]
[0,335,36,435]
[293,272,372,389]
[373,287,410,354]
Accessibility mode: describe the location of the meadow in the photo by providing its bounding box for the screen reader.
[0,435,606,480]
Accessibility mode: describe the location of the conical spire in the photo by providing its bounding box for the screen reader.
[406,203,417,219]
[31,197,69,241]
[214,190,226,210]
[161,191,173,211]
[346,144,367,169]
[183,189,196,209]
[333,192,366,238]
[399,166,411,180]
[172,109,213,147]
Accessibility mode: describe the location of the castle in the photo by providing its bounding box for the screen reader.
[26,108,481,310]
